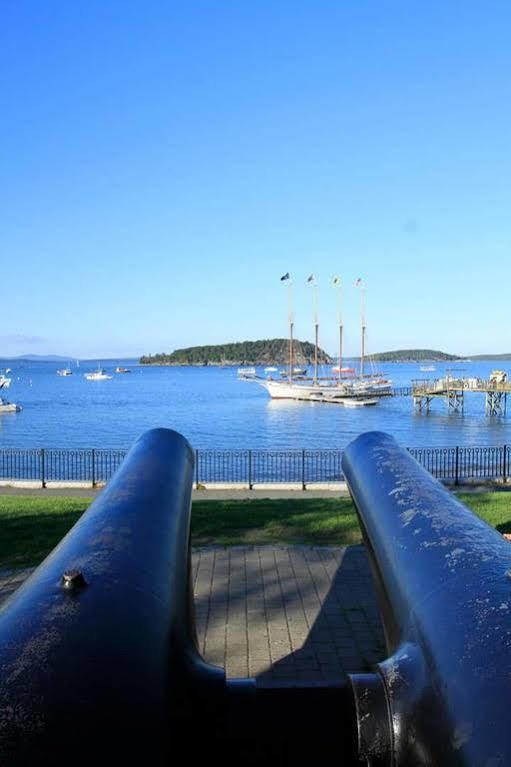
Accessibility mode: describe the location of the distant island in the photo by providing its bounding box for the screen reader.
[0,354,74,363]
[469,353,511,361]
[140,339,333,366]
[365,349,461,362]
[366,349,511,362]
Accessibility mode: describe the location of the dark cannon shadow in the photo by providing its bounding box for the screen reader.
[193,544,386,765]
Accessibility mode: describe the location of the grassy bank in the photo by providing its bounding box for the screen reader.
[0,492,510,569]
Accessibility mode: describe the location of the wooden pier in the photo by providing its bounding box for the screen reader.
[412,377,511,415]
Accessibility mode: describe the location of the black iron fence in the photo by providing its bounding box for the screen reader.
[0,444,509,487]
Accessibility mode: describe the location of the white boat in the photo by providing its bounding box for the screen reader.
[264,366,278,372]
[351,378,393,396]
[84,367,112,380]
[293,367,307,375]
[258,379,379,404]
[57,368,73,376]
[0,397,21,413]
[237,367,256,378]
[340,397,378,407]
[419,365,436,372]
[260,379,348,399]
[115,366,131,373]
[0,374,11,389]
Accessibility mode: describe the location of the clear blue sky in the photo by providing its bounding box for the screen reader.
[2,1,511,358]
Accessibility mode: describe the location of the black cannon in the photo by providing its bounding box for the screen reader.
[0,428,228,764]
[0,428,354,765]
[343,431,511,766]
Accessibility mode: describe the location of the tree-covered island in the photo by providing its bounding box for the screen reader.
[140,339,333,366]
[366,349,461,362]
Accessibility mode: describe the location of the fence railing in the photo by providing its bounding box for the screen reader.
[0,444,509,487]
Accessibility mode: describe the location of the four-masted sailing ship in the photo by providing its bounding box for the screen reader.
[254,274,392,405]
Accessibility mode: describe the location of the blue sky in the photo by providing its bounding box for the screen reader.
[2,1,511,358]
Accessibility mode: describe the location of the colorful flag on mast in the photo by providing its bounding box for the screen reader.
[332,276,341,285]
[354,277,363,287]
[307,274,315,283]
[280,272,290,281]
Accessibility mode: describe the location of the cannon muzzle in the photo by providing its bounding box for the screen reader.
[343,431,511,766]
[0,428,225,765]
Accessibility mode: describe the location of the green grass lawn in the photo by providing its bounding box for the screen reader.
[0,491,510,570]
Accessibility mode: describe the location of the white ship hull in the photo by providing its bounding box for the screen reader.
[257,379,378,405]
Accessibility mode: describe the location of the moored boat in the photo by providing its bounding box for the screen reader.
[237,367,256,378]
[0,397,21,413]
[85,367,112,380]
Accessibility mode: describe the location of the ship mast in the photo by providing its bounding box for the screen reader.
[310,276,319,385]
[333,277,342,383]
[359,281,366,379]
[288,278,294,382]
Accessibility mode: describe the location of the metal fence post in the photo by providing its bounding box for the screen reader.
[91,448,96,488]
[504,445,508,484]
[455,446,459,486]
[302,449,306,490]
[248,450,253,490]
[195,449,199,489]
[40,448,46,489]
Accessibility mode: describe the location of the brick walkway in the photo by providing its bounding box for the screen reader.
[0,545,385,686]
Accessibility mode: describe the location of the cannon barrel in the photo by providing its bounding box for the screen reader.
[0,428,225,765]
[342,431,511,766]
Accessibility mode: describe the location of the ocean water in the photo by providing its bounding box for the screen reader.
[1,359,511,450]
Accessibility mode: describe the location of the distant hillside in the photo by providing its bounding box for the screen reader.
[0,354,73,362]
[469,353,511,361]
[140,339,333,366]
[366,349,461,362]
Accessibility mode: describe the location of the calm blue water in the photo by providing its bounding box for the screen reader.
[1,359,511,450]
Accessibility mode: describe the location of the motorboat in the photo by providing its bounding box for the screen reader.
[115,367,131,373]
[0,397,21,413]
[57,368,73,376]
[419,365,436,372]
[340,397,378,407]
[0,374,11,389]
[351,378,393,396]
[264,366,278,372]
[84,367,112,380]
[237,367,256,378]
[293,367,307,375]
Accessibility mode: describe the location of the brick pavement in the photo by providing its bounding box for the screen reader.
[0,545,385,686]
